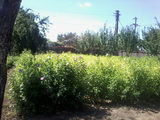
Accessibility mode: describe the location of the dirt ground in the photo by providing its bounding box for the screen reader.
[29,103,160,120]
[2,100,160,120]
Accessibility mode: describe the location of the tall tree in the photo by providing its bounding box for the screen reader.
[119,27,139,56]
[142,27,160,56]
[77,31,103,54]
[0,0,21,118]
[57,32,78,47]
[99,27,118,55]
[11,8,49,54]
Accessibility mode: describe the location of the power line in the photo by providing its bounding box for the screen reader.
[119,20,123,28]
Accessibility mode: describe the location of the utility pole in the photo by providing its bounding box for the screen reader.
[132,17,139,32]
[114,10,120,35]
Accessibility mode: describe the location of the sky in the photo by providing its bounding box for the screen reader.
[21,0,160,41]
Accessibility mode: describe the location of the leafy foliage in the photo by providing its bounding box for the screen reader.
[57,32,78,47]
[7,56,19,69]
[119,27,140,56]
[10,8,49,54]
[77,31,104,55]
[77,27,140,56]
[9,52,160,115]
[142,27,160,56]
[10,51,87,115]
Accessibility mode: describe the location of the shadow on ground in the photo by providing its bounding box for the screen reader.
[29,102,160,120]
[29,104,110,120]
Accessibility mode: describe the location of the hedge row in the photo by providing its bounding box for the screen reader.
[9,51,160,115]
[7,56,19,69]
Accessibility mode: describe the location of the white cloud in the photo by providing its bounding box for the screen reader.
[79,2,92,7]
[39,11,104,41]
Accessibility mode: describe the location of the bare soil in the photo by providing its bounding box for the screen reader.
[29,103,160,120]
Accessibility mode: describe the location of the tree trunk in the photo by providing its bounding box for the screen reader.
[0,0,21,119]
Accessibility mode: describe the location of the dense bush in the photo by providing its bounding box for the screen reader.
[10,51,87,115]
[7,56,19,69]
[9,52,160,115]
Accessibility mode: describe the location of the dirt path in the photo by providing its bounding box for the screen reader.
[29,103,160,120]
[3,102,160,120]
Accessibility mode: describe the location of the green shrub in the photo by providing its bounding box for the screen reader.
[129,57,160,101]
[10,51,87,115]
[9,51,160,115]
[7,56,19,69]
[85,56,133,102]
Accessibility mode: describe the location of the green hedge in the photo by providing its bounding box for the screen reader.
[9,51,160,115]
[10,51,87,114]
[7,56,19,69]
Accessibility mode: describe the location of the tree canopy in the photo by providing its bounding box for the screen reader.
[10,8,50,54]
